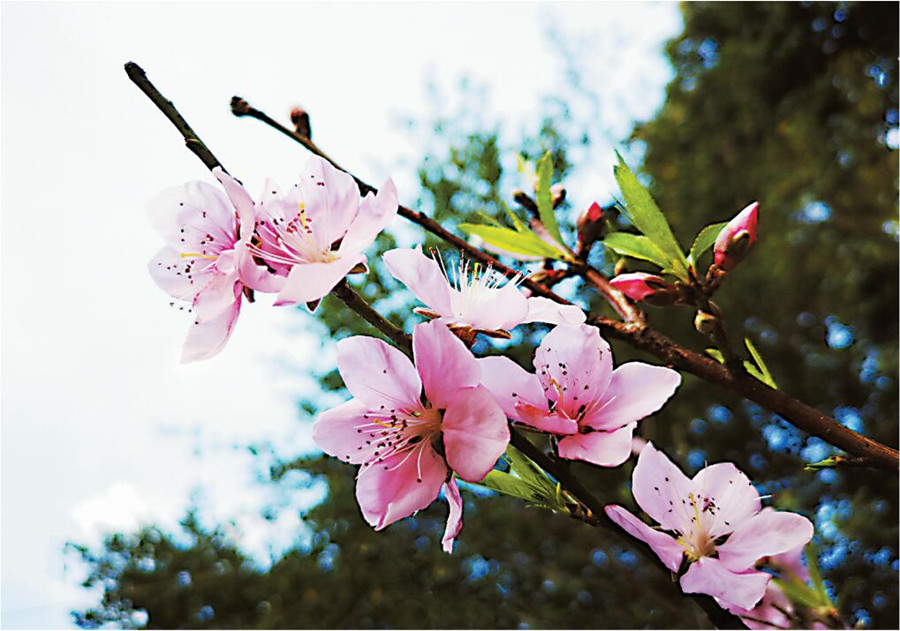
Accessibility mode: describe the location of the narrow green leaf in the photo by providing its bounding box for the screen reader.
[476,446,566,512]
[772,578,822,610]
[805,544,832,604]
[745,338,777,388]
[459,223,564,259]
[804,456,843,471]
[479,470,543,503]
[602,232,671,269]
[613,153,689,278]
[688,221,728,268]
[499,201,527,232]
[705,348,725,363]
[475,211,503,228]
[535,153,565,247]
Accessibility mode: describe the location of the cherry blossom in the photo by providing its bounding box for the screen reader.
[714,202,759,270]
[382,245,585,337]
[312,320,509,548]
[604,443,814,610]
[478,324,681,467]
[147,169,257,362]
[219,156,398,306]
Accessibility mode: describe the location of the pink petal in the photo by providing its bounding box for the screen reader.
[476,356,546,420]
[234,241,286,294]
[557,423,636,467]
[521,296,587,326]
[297,156,363,246]
[180,295,241,363]
[355,444,448,530]
[515,405,578,435]
[441,386,510,483]
[604,505,683,572]
[582,362,681,431]
[717,584,793,630]
[609,272,669,302]
[631,442,696,532]
[458,281,529,331]
[533,324,612,418]
[147,180,236,250]
[717,508,814,572]
[312,399,377,465]
[714,202,759,270]
[148,247,211,300]
[212,167,256,235]
[383,246,454,317]
[274,254,366,305]
[192,272,240,320]
[768,545,810,583]
[339,179,398,254]
[692,462,761,537]
[335,336,422,410]
[412,321,481,409]
[680,557,770,611]
[441,478,464,554]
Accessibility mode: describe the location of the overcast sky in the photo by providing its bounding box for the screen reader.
[1,2,681,627]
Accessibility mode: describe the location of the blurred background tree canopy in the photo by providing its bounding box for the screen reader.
[69,2,898,628]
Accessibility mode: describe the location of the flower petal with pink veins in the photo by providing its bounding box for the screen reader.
[604,505,684,572]
[459,281,529,331]
[212,167,256,235]
[295,156,363,246]
[180,296,241,364]
[412,321,481,409]
[521,296,586,326]
[339,179,398,254]
[557,423,636,467]
[149,247,214,301]
[192,271,240,321]
[312,399,378,465]
[441,478,464,554]
[476,356,546,419]
[336,336,422,410]
[355,444,448,530]
[441,386,510,483]
[533,324,612,418]
[692,462,761,538]
[631,442,696,532]
[147,180,236,250]
[680,557,770,611]
[582,362,681,431]
[274,254,366,306]
[383,246,454,317]
[234,241,285,294]
[717,508,814,572]
[515,405,579,435]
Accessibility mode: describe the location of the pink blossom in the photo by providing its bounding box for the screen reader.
[148,168,260,363]
[478,324,681,467]
[312,320,509,548]
[382,246,585,335]
[714,202,759,270]
[609,272,672,303]
[219,156,398,306]
[604,443,814,610]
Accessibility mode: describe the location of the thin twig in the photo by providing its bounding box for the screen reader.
[331,281,412,355]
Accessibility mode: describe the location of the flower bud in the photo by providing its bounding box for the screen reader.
[290,107,311,139]
[575,202,608,256]
[550,183,567,208]
[694,311,719,336]
[714,202,759,271]
[609,272,674,306]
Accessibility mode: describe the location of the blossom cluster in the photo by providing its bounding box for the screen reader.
[148,156,815,620]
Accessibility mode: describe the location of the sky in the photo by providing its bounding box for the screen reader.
[1,2,681,628]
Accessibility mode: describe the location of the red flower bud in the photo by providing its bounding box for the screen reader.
[714,202,759,271]
[609,272,672,304]
[575,202,608,258]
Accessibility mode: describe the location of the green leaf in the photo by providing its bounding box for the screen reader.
[804,456,844,471]
[705,348,725,363]
[535,153,565,247]
[772,578,822,610]
[613,153,689,278]
[500,201,528,232]
[688,221,728,268]
[744,338,777,388]
[459,223,564,259]
[479,470,545,503]
[474,211,503,228]
[805,544,832,604]
[475,446,567,512]
[602,232,671,270]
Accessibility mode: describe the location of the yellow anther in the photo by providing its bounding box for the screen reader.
[179,252,217,260]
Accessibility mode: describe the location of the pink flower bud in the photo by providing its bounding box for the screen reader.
[714,202,759,270]
[609,272,671,303]
[575,202,608,257]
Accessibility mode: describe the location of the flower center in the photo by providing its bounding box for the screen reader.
[354,404,443,482]
[676,492,719,561]
[248,203,339,267]
[434,253,520,320]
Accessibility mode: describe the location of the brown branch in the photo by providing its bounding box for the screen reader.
[574,263,646,324]
[331,281,412,356]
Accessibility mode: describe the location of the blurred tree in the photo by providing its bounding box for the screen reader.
[72,2,898,628]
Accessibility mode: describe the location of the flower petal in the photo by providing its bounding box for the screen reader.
[582,362,681,431]
[631,442,696,531]
[533,324,612,419]
[476,356,546,419]
[148,247,212,300]
[234,240,285,294]
[441,386,510,483]
[521,296,587,326]
[339,179,398,254]
[274,254,366,305]
[355,444,448,530]
[192,271,240,320]
[312,399,378,465]
[180,295,241,363]
[147,180,236,250]
[383,246,454,317]
[441,478,464,554]
[692,462,761,537]
[604,505,683,572]
[413,321,481,409]
[557,423,636,467]
[213,167,256,235]
[297,156,363,246]
[680,557,770,611]
[335,336,421,410]
[515,406,578,435]
[457,280,529,331]
[717,508,815,572]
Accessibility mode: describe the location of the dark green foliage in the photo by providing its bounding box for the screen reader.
[73,3,898,628]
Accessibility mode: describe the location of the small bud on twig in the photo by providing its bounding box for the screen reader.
[230,96,251,117]
[714,202,759,271]
[575,202,608,259]
[694,311,719,336]
[290,107,311,139]
[550,184,567,209]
